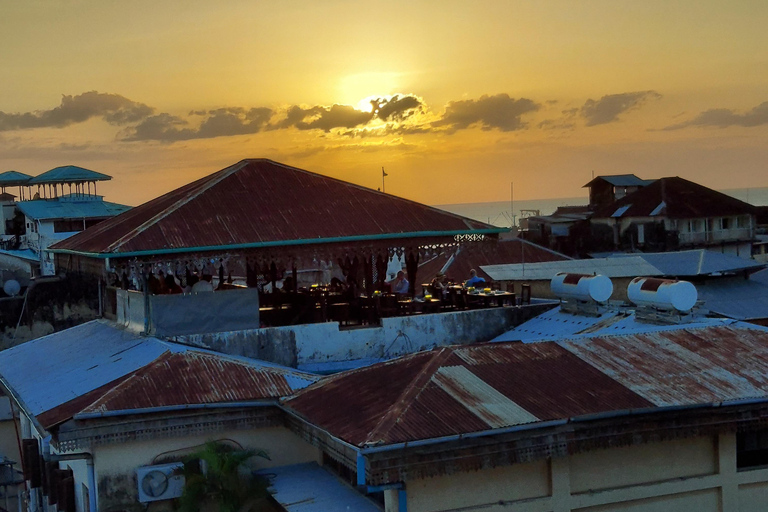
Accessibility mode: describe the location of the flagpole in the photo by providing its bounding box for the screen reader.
[382,167,387,193]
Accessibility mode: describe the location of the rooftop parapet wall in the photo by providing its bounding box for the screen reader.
[167,303,555,368]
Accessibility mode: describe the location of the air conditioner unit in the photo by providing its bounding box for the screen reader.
[136,462,185,503]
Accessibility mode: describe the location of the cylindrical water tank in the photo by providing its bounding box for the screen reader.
[3,279,21,297]
[550,273,613,303]
[627,277,697,312]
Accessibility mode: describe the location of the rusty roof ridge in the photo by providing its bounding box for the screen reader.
[106,160,250,253]
[283,351,433,398]
[363,347,455,446]
[72,400,278,420]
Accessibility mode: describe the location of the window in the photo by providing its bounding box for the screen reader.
[720,218,730,230]
[737,430,768,470]
[53,220,84,233]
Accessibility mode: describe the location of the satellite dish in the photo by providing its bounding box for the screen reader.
[3,279,21,297]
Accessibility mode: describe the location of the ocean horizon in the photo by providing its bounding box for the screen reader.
[434,186,768,227]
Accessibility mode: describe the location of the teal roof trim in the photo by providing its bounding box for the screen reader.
[49,227,506,259]
[28,165,111,184]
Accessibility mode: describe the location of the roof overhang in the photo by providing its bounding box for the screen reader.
[49,228,506,259]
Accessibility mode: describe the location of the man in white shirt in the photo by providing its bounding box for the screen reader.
[390,270,409,295]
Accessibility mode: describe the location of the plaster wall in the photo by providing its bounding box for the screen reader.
[171,305,553,367]
[93,426,320,512]
[396,433,768,512]
[405,459,550,512]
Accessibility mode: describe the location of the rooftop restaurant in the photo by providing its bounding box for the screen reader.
[50,159,528,334]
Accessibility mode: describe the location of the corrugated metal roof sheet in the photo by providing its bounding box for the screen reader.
[610,250,765,277]
[696,275,768,321]
[0,320,319,429]
[559,325,768,407]
[592,177,756,219]
[27,166,111,184]
[285,343,653,446]
[16,197,130,221]
[286,323,768,448]
[492,305,738,343]
[481,256,662,281]
[419,238,570,283]
[80,351,317,414]
[53,159,498,256]
[255,463,382,512]
[0,171,33,186]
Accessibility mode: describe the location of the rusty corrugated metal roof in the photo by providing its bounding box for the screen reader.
[79,351,310,414]
[0,320,320,429]
[418,238,570,282]
[285,342,653,446]
[285,323,768,447]
[52,159,497,256]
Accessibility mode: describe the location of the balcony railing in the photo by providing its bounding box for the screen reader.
[678,227,753,245]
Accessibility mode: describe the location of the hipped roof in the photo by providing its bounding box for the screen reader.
[593,176,756,219]
[285,323,768,447]
[52,159,501,258]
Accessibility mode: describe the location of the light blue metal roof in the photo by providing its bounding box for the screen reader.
[611,250,765,277]
[0,171,33,186]
[492,305,739,343]
[0,320,174,417]
[16,197,130,221]
[696,272,768,321]
[0,320,319,425]
[255,463,382,512]
[0,249,38,263]
[482,256,662,281]
[27,166,111,184]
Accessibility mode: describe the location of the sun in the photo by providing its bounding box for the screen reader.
[338,72,401,108]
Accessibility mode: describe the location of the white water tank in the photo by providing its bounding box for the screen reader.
[627,277,697,312]
[550,273,613,303]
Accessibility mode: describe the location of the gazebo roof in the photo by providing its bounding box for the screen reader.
[28,165,112,185]
[52,159,503,258]
[0,170,33,186]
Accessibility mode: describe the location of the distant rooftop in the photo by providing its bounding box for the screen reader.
[0,170,33,187]
[583,174,654,188]
[27,165,111,185]
[16,196,130,221]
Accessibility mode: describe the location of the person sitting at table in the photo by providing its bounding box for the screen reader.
[465,269,486,288]
[389,270,409,295]
[430,272,448,298]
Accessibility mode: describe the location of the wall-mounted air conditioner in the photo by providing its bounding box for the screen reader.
[136,462,184,503]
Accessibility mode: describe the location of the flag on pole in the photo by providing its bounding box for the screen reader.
[382,167,388,177]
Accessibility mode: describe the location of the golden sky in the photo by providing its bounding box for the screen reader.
[2,0,768,207]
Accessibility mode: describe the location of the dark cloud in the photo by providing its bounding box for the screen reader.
[281,104,373,132]
[579,91,661,126]
[432,94,540,132]
[662,101,768,130]
[0,91,153,131]
[123,108,273,141]
[371,95,424,121]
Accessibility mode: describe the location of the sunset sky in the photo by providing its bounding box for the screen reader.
[2,0,768,207]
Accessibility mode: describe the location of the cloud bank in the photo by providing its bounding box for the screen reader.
[578,91,661,126]
[0,91,153,131]
[432,94,539,132]
[663,101,768,130]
